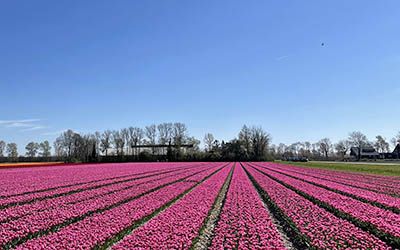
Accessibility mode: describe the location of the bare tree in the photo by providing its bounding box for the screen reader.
[53,130,76,158]
[335,140,350,160]
[64,130,76,157]
[238,125,252,156]
[318,138,332,158]
[128,127,144,156]
[203,133,215,152]
[145,125,157,154]
[94,131,101,156]
[111,130,125,156]
[121,128,130,155]
[39,141,52,157]
[157,123,173,154]
[53,130,88,160]
[25,142,39,157]
[269,144,277,158]
[311,143,320,158]
[250,126,271,160]
[391,131,400,149]
[6,143,18,159]
[54,137,66,157]
[100,130,112,156]
[277,143,287,157]
[186,136,201,154]
[374,135,389,153]
[0,140,5,157]
[157,123,173,144]
[172,123,187,145]
[304,141,311,151]
[348,131,368,161]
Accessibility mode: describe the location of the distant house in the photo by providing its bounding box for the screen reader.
[350,146,379,160]
[393,144,400,159]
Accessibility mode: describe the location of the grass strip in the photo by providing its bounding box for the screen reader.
[279,161,400,176]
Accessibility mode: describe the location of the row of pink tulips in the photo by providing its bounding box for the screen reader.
[111,164,233,250]
[252,164,400,239]
[0,165,220,248]
[243,163,390,249]
[210,165,285,249]
[257,163,400,211]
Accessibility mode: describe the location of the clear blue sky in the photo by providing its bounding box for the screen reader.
[1,0,399,153]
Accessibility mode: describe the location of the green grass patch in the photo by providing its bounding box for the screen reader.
[277,161,400,176]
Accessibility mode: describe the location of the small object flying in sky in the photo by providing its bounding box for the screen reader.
[321,43,325,46]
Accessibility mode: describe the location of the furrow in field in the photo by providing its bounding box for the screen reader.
[256,163,400,214]
[0,165,220,249]
[0,163,206,209]
[207,164,286,250]
[13,164,228,250]
[242,163,391,250]
[109,163,233,250]
[249,163,400,249]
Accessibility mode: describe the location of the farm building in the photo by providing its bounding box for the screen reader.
[350,146,380,160]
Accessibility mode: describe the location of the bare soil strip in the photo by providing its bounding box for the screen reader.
[2,166,221,250]
[0,162,64,169]
[189,163,235,250]
[93,163,230,250]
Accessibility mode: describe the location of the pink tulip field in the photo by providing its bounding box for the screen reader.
[0,162,399,249]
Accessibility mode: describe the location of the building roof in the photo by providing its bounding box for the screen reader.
[393,144,400,154]
[350,147,380,156]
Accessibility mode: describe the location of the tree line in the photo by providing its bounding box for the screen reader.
[270,131,400,161]
[1,124,399,162]
[0,140,51,161]
[49,123,272,162]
